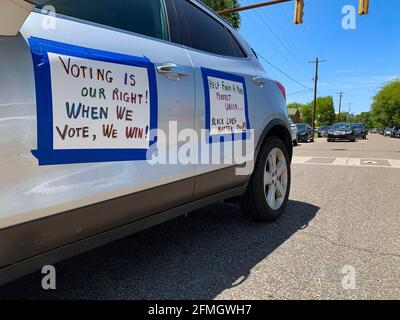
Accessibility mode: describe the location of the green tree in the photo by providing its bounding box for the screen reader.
[370,79,400,128]
[354,112,372,127]
[288,97,336,126]
[300,104,313,125]
[315,96,336,126]
[337,111,348,122]
[200,0,241,29]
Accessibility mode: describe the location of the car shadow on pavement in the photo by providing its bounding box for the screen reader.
[0,200,319,300]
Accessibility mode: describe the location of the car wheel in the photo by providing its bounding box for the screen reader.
[293,139,298,146]
[363,135,367,139]
[240,136,291,222]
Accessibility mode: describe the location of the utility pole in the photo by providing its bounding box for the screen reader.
[337,92,345,122]
[308,58,327,137]
[348,103,352,122]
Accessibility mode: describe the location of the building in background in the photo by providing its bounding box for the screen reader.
[288,108,301,123]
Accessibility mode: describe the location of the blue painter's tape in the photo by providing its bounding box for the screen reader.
[201,67,251,144]
[29,37,158,165]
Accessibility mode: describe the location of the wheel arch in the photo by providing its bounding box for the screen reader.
[255,119,293,163]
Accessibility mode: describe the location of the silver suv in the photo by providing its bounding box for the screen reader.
[0,0,292,284]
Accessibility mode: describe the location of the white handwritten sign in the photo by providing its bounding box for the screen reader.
[206,74,247,136]
[49,53,151,150]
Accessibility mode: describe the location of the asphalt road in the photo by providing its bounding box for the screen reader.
[1,134,399,299]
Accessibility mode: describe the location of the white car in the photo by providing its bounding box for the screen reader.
[288,118,298,145]
[0,0,292,284]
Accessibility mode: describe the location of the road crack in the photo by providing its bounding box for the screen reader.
[302,231,400,259]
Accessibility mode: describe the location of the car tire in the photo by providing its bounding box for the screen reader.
[240,136,291,222]
[293,139,298,146]
[363,135,367,139]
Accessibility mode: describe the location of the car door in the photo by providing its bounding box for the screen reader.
[0,0,196,243]
[174,0,261,198]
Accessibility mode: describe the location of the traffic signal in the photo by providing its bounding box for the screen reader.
[293,0,304,24]
[358,0,369,15]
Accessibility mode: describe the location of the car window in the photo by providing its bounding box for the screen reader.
[37,0,169,41]
[332,123,351,130]
[296,124,306,130]
[178,0,246,58]
[228,30,247,58]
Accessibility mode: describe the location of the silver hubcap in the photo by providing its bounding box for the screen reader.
[263,148,288,210]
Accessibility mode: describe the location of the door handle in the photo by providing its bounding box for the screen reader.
[253,76,266,87]
[157,63,188,79]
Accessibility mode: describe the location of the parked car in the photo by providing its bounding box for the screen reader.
[395,128,400,139]
[317,126,331,138]
[370,128,382,134]
[296,123,314,142]
[352,123,368,139]
[384,127,393,136]
[390,127,400,138]
[288,118,298,145]
[0,0,293,284]
[327,122,356,142]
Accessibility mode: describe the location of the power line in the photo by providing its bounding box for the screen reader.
[251,7,313,78]
[303,23,325,58]
[287,89,312,96]
[269,4,316,70]
[244,12,310,78]
[257,52,313,90]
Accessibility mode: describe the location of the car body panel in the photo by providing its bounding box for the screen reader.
[175,0,289,197]
[1,10,197,230]
[0,0,292,281]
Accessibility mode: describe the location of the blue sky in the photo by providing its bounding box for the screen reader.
[237,0,400,114]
